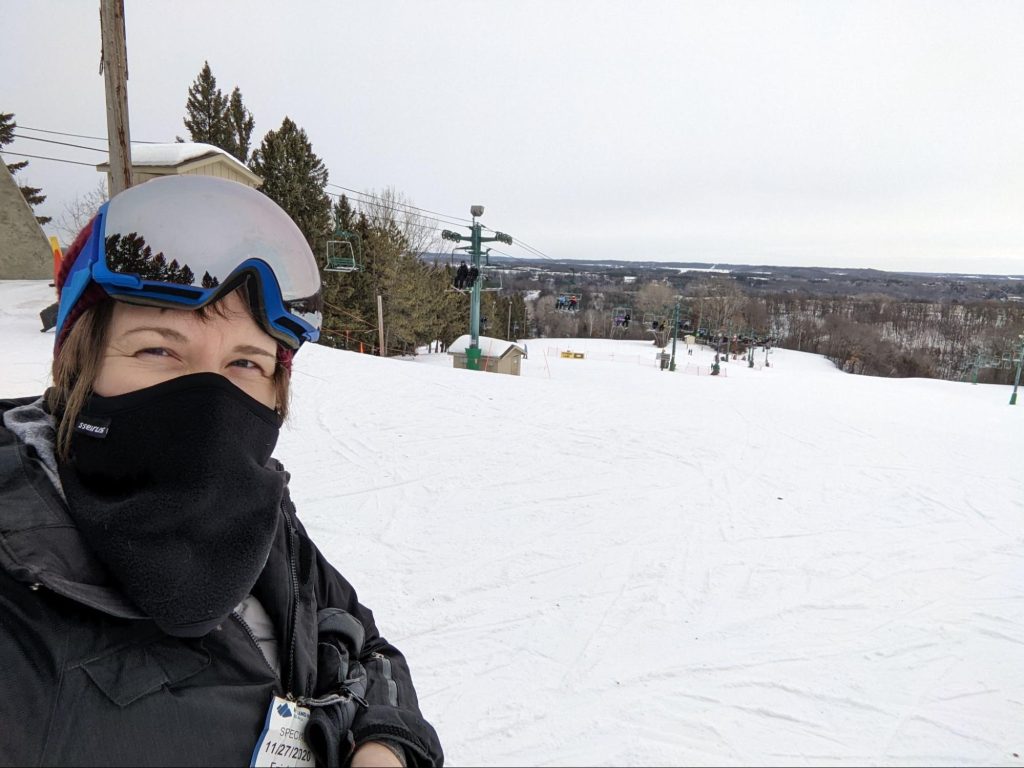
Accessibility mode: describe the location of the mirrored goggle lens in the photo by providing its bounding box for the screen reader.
[100,176,321,307]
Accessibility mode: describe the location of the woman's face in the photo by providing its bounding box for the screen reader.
[92,291,279,409]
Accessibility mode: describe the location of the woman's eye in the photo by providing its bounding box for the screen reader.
[230,359,269,375]
[137,347,172,358]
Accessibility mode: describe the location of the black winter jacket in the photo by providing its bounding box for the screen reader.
[0,396,443,767]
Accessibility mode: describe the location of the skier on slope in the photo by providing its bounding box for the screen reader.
[0,177,443,767]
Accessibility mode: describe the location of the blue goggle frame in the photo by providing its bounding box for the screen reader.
[56,196,321,350]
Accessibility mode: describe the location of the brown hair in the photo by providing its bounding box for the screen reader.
[48,296,292,461]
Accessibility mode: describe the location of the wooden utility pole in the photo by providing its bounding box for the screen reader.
[99,0,133,194]
[377,294,386,357]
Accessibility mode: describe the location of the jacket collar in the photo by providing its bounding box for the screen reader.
[0,395,147,619]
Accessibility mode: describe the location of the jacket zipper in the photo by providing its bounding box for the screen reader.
[230,610,279,681]
[283,506,301,696]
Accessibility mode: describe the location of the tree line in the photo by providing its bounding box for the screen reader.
[179,62,527,356]
[527,274,1024,384]
[9,62,523,356]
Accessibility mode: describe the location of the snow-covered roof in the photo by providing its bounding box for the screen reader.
[96,142,257,179]
[447,334,525,358]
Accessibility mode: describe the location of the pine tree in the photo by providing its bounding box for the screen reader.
[249,117,331,250]
[19,184,50,226]
[182,62,236,156]
[0,112,17,158]
[227,87,255,163]
[333,194,355,232]
[0,111,50,225]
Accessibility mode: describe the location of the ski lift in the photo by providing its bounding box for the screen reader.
[555,293,581,312]
[449,247,502,293]
[478,266,503,292]
[643,313,667,332]
[962,353,1002,384]
[611,306,633,330]
[324,231,362,272]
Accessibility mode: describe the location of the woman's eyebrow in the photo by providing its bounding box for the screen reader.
[120,326,189,343]
[232,344,277,359]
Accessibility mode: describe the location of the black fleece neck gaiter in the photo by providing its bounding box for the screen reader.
[58,373,285,638]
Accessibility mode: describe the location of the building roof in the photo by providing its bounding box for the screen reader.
[448,334,526,359]
[96,142,261,185]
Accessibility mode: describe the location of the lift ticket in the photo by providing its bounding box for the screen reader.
[251,696,315,767]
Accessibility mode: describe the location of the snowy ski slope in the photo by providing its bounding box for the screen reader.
[2,280,1022,766]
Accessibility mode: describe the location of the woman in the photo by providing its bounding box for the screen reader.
[0,176,443,767]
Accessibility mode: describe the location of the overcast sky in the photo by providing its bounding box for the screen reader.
[5,0,1024,274]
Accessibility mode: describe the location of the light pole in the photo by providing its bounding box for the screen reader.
[442,208,512,371]
[1010,334,1024,405]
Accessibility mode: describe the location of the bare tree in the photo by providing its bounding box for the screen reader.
[55,182,109,242]
[688,277,745,334]
[636,281,676,315]
[357,185,437,257]
[739,296,770,335]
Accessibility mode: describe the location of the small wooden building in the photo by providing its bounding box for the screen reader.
[448,334,526,376]
[96,143,262,189]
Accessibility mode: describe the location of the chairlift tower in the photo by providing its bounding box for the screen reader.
[668,301,681,371]
[442,207,513,371]
[1010,334,1024,405]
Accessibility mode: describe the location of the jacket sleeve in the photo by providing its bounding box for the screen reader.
[301,524,444,767]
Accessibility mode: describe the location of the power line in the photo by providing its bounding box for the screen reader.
[328,183,472,224]
[486,247,547,263]
[17,125,159,144]
[330,186,557,261]
[12,133,109,153]
[333,185,556,259]
[325,190,461,235]
[15,122,562,260]
[0,150,96,167]
[321,300,377,331]
[328,187,469,230]
[510,240,553,260]
[515,238,555,260]
[481,227,554,260]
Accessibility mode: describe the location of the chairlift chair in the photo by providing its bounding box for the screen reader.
[449,247,503,293]
[611,306,633,330]
[479,266,503,292]
[555,293,581,312]
[643,313,666,332]
[324,231,362,273]
[452,272,503,293]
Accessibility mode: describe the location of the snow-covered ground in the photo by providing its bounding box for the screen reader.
[3,280,1022,766]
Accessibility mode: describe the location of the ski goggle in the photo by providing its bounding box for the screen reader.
[56,175,322,350]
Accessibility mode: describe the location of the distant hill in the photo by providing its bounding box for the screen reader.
[418,252,1024,302]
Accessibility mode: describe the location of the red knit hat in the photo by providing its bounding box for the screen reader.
[54,217,108,353]
[56,217,294,375]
